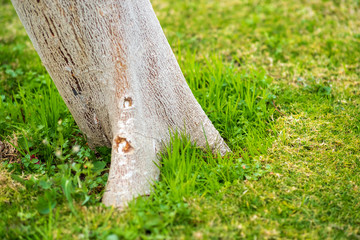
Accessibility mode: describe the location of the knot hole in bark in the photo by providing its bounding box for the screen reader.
[124,97,132,108]
[114,136,134,154]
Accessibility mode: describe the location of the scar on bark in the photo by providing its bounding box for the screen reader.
[114,136,134,153]
[123,97,132,108]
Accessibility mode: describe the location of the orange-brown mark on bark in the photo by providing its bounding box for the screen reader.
[114,136,125,146]
[108,10,128,98]
[114,136,134,153]
[122,141,133,153]
[113,44,128,98]
[124,97,132,108]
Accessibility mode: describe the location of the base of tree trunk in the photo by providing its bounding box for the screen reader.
[11,0,231,207]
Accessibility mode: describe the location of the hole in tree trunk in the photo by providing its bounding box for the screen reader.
[114,136,134,153]
[124,97,132,108]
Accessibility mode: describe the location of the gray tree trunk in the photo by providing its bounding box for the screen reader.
[11,0,230,207]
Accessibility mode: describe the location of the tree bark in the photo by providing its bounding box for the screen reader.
[11,0,230,207]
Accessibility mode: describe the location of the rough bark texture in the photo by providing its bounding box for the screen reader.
[11,0,230,207]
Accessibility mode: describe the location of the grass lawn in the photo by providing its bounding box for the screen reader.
[1,0,360,239]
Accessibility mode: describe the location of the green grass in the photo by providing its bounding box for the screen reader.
[1,0,360,239]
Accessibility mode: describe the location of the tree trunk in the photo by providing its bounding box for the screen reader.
[11,0,230,207]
